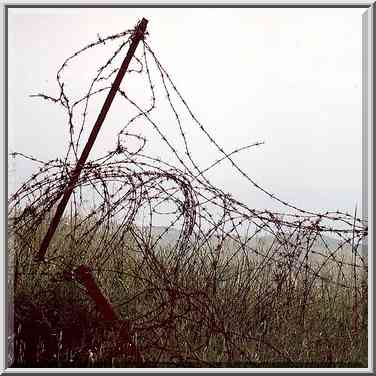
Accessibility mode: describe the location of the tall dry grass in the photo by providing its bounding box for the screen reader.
[8,213,367,368]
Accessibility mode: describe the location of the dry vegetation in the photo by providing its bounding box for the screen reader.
[8,214,367,368]
[8,20,368,368]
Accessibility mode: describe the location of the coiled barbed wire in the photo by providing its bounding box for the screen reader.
[8,22,367,365]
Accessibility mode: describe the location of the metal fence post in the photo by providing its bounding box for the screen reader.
[35,18,148,262]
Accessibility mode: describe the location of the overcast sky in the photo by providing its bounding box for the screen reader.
[8,7,365,218]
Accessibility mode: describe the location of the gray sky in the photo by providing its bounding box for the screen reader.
[8,7,365,217]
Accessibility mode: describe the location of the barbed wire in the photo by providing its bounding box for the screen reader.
[9,21,367,366]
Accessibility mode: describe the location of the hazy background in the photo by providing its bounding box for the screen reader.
[8,7,364,218]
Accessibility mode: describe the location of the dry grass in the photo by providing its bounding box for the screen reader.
[8,214,367,368]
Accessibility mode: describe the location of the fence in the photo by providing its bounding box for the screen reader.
[8,18,368,367]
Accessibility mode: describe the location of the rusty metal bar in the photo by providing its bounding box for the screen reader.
[35,18,148,262]
[73,265,117,321]
[70,265,143,362]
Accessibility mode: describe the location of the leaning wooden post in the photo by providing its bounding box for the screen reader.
[35,18,148,262]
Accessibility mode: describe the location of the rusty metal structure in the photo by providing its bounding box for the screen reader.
[36,18,148,263]
[8,17,367,367]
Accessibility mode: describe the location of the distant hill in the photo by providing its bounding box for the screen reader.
[257,234,342,250]
[133,226,367,273]
[150,226,182,246]
[138,226,364,254]
[136,225,182,247]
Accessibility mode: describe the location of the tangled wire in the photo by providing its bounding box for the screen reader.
[8,19,368,367]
